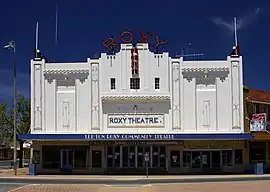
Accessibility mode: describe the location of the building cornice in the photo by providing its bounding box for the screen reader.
[43,69,89,75]
[101,95,170,101]
[182,67,229,73]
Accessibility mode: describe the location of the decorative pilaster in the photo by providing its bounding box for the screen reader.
[172,62,181,130]
[91,63,100,130]
[34,64,42,130]
[231,60,241,128]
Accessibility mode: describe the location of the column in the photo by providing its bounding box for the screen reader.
[113,146,115,167]
[158,147,161,167]
[232,149,235,165]
[40,146,43,173]
[86,147,89,171]
[220,151,223,168]
[120,145,123,168]
[104,146,107,170]
[72,150,75,168]
[135,146,138,168]
[150,145,153,168]
[30,148,33,164]
[88,145,92,172]
[179,150,183,168]
[101,147,105,170]
[166,146,169,171]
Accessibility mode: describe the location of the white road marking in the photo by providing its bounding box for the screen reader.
[0,183,30,185]
[103,184,152,187]
[8,184,39,192]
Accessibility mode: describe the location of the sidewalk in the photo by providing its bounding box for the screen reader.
[0,167,28,175]
[1,173,270,180]
[1,168,270,183]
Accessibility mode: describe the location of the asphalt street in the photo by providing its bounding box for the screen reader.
[0,183,27,192]
[1,175,270,185]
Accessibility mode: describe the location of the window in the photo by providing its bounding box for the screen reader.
[114,146,120,167]
[249,142,266,163]
[183,151,191,167]
[160,146,166,168]
[222,150,232,166]
[235,149,243,164]
[42,146,60,169]
[110,78,116,90]
[259,104,267,113]
[130,78,140,90]
[107,146,113,167]
[170,150,180,167]
[268,142,270,161]
[74,147,87,169]
[268,106,270,121]
[155,78,160,89]
[92,150,102,168]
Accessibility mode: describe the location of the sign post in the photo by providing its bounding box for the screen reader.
[144,152,149,178]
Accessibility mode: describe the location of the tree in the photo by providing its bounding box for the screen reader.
[0,103,12,148]
[5,94,30,168]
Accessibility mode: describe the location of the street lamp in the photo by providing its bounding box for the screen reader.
[4,40,17,175]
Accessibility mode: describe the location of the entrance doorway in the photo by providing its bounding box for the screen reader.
[137,146,150,168]
[122,146,135,168]
[92,150,102,168]
[106,145,166,169]
[185,150,221,173]
[60,149,73,169]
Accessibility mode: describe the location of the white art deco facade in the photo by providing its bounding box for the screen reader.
[20,43,252,174]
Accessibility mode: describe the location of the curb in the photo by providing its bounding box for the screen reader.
[0,176,270,184]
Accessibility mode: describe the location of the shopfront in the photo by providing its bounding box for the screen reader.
[19,133,253,175]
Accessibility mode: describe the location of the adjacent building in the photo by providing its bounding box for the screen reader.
[245,88,270,172]
[18,43,252,174]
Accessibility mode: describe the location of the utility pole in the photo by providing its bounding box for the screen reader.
[4,41,17,175]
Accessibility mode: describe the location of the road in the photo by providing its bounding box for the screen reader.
[1,181,270,192]
[0,183,26,192]
[0,175,270,185]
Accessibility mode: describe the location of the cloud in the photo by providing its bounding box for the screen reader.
[211,7,261,34]
[0,70,29,101]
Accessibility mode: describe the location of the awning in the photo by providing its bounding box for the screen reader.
[18,133,253,141]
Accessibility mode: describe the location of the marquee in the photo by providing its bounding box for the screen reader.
[17,133,253,141]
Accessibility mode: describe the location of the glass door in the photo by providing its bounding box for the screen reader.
[92,150,102,168]
[122,146,129,168]
[191,151,201,169]
[201,151,211,169]
[137,146,150,168]
[152,146,159,167]
[61,149,73,169]
[129,146,135,168]
[137,146,144,168]
[212,151,221,168]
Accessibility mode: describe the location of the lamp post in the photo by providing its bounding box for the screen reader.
[4,41,17,175]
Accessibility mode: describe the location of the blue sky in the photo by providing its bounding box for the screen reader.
[0,0,269,102]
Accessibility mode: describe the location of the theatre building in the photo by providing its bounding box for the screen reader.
[19,43,252,174]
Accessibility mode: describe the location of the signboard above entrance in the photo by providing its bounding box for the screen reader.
[102,31,168,54]
[108,114,164,128]
[18,133,253,141]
